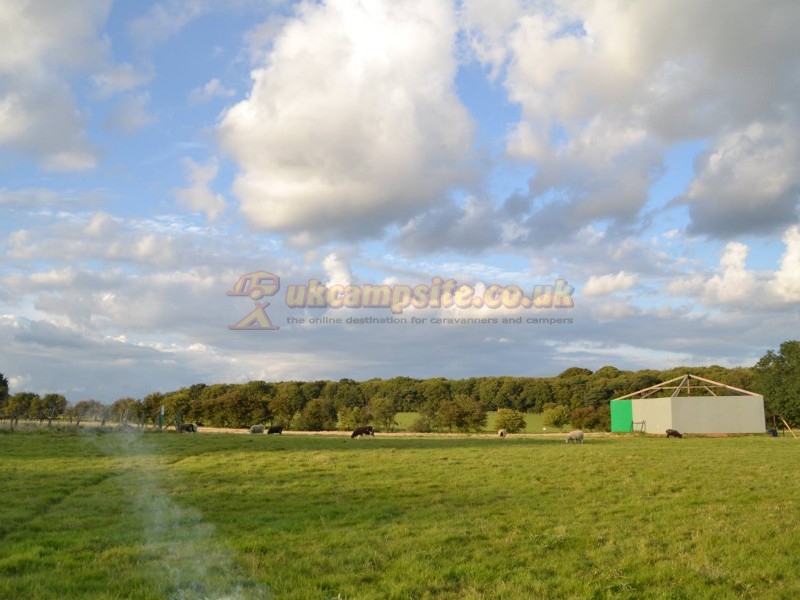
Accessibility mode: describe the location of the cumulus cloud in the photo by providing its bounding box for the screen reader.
[91,62,154,97]
[668,229,800,309]
[188,78,236,104]
[583,271,638,297]
[774,226,800,302]
[681,122,800,237]
[701,242,758,305]
[322,252,353,287]
[0,0,111,170]
[393,196,504,255]
[218,0,476,242]
[461,0,800,244]
[174,158,227,221]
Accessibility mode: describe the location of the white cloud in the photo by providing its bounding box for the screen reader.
[668,230,800,309]
[92,62,154,97]
[129,0,277,50]
[682,121,800,237]
[462,0,800,239]
[0,0,110,170]
[774,226,800,302]
[322,253,353,287]
[174,157,227,222]
[218,0,475,242]
[128,0,213,49]
[583,271,638,296]
[701,242,758,305]
[188,78,236,104]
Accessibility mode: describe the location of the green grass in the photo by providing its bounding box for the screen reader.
[0,428,798,599]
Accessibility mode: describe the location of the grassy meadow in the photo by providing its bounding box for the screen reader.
[393,412,549,433]
[0,427,798,599]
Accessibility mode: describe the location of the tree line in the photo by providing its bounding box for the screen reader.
[2,340,798,432]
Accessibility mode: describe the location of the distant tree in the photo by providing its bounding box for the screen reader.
[542,404,571,431]
[519,379,554,413]
[69,399,105,426]
[495,408,527,433]
[450,377,479,399]
[337,405,366,431]
[420,378,452,420]
[458,395,488,432]
[496,378,524,410]
[109,397,140,425]
[140,392,165,426]
[477,378,503,408]
[435,399,462,432]
[300,380,326,404]
[7,392,39,431]
[436,394,486,433]
[295,398,337,431]
[387,377,422,411]
[570,405,611,431]
[332,378,364,408]
[0,372,9,424]
[366,396,397,432]
[42,393,67,426]
[754,340,800,426]
[270,383,303,428]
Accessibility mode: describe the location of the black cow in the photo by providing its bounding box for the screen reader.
[665,428,683,438]
[179,423,197,433]
[267,425,283,435]
[351,426,374,438]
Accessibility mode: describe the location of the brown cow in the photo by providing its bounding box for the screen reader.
[351,426,374,438]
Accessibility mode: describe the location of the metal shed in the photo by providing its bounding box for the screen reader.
[610,374,766,434]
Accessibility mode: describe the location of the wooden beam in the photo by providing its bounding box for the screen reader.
[781,417,797,439]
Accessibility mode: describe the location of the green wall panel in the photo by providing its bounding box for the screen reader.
[610,399,633,432]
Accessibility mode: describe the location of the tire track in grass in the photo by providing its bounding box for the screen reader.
[89,431,274,600]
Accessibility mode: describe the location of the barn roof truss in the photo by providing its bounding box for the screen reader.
[613,374,760,401]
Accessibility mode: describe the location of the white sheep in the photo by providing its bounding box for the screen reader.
[565,430,584,443]
[498,429,507,439]
[249,424,265,434]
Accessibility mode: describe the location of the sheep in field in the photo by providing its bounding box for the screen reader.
[665,429,683,438]
[267,425,283,435]
[498,429,507,439]
[178,423,197,433]
[249,424,265,434]
[565,430,584,443]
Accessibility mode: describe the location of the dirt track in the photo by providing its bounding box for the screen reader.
[195,427,612,439]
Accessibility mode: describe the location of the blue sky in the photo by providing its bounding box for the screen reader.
[1,0,799,402]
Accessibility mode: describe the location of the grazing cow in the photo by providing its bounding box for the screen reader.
[665,429,683,438]
[498,429,507,439]
[565,430,584,443]
[249,424,265,434]
[179,423,197,433]
[267,425,283,435]
[351,426,375,438]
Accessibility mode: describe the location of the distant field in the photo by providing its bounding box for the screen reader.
[393,411,549,433]
[0,428,798,599]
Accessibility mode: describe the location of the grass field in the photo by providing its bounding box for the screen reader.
[1,428,798,599]
[393,412,548,434]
